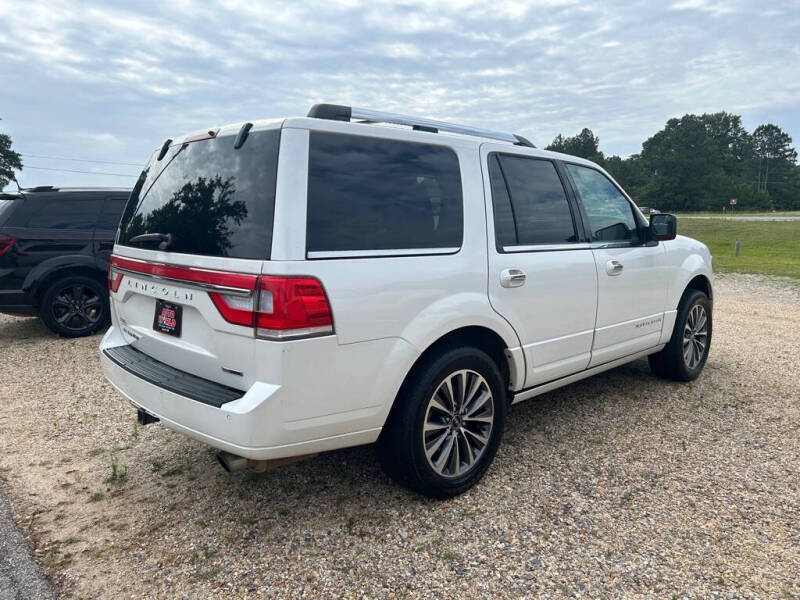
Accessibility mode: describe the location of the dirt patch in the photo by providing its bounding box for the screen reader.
[1,274,798,598]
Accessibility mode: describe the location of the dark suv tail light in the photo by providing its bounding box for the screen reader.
[0,234,15,256]
[110,255,334,340]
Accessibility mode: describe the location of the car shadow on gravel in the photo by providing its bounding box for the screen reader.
[0,315,53,342]
[0,315,108,343]
[215,358,661,510]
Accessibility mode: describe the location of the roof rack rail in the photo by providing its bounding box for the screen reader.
[307,104,535,148]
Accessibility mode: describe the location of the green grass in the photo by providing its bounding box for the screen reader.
[674,211,800,218]
[677,217,800,279]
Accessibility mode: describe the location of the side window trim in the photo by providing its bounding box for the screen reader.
[562,161,645,246]
[554,160,590,243]
[307,247,461,260]
[488,151,583,253]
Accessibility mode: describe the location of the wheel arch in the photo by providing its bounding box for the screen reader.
[381,324,520,432]
[24,259,106,308]
[684,273,713,303]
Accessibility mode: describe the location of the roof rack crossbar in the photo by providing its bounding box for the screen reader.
[307,104,534,147]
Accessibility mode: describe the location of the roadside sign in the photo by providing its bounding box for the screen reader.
[729,198,737,206]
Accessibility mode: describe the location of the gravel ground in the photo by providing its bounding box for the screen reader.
[0,273,798,599]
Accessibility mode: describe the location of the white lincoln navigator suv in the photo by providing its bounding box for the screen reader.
[100,104,713,498]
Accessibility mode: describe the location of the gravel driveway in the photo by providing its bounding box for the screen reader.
[0,274,798,599]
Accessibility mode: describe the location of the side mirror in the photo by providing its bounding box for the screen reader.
[649,213,677,242]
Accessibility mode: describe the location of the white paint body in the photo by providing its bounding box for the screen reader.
[100,116,714,460]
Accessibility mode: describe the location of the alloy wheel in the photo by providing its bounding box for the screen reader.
[682,304,708,369]
[50,283,103,333]
[423,369,494,478]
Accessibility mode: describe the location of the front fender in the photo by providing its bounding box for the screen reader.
[664,236,714,310]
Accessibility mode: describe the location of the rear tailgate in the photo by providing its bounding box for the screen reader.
[109,126,281,390]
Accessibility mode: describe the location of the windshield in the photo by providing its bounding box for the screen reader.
[118,129,280,259]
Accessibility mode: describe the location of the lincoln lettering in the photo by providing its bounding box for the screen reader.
[127,279,193,301]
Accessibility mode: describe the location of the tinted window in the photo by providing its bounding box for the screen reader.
[0,199,18,226]
[97,196,128,230]
[489,154,576,246]
[26,195,103,230]
[307,132,463,253]
[565,164,639,243]
[487,155,516,247]
[118,130,280,259]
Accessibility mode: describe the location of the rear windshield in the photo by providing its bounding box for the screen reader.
[118,129,280,259]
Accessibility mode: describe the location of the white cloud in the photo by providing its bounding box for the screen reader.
[0,0,798,188]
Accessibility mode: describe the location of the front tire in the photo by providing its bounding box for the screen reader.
[377,346,506,498]
[39,274,109,338]
[649,289,711,381]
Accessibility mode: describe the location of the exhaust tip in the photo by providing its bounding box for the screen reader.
[216,451,247,473]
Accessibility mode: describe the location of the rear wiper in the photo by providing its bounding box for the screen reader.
[128,232,173,250]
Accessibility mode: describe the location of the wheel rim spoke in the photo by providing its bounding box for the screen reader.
[681,304,708,370]
[51,284,103,331]
[425,430,449,459]
[423,369,494,478]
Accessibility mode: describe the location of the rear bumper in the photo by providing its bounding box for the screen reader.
[99,324,418,460]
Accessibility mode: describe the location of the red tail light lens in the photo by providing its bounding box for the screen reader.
[254,276,334,339]
[209,276,333,339]
[0,234,15,256]
[108,261,124,293]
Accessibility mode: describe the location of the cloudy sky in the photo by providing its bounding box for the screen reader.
[1,0,798,189]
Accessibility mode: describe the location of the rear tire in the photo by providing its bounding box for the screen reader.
[377,346,506,498]
[39,274,109,338]
[648,289,711,381]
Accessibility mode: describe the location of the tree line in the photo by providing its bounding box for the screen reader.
[3,112,799,211]
[547,112,799,211]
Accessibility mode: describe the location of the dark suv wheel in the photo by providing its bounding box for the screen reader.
[648,289,711,381]
[377,346,507,498]
[39,274,110,337]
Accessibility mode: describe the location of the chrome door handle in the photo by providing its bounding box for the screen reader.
[606,260,624,276]
[500,268,526,288]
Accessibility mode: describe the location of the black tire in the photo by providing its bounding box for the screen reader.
[376,345,507,499]
[648,289,712,381]
[39,274,110,338]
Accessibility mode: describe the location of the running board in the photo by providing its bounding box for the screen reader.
[512,346,664,405]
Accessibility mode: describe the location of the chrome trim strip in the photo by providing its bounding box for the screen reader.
[512,346,665,405]
[257,325,334,340]
[307,247,460,259]
[115,267,253,297]
[502,243,591,253]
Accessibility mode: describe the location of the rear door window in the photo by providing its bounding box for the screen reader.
[26,195,103,230]
[565,164,640,243]
[306,132,463,255]
[118,129,280,259]
[488,153,578,248]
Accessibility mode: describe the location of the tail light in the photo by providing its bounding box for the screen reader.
[108,262,124,293]
[0,234,15,256]
[209,276,333,340]
[110,255,333,340]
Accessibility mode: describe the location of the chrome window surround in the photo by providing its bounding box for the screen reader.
[307,247,461,260]
[501,243,591,253]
